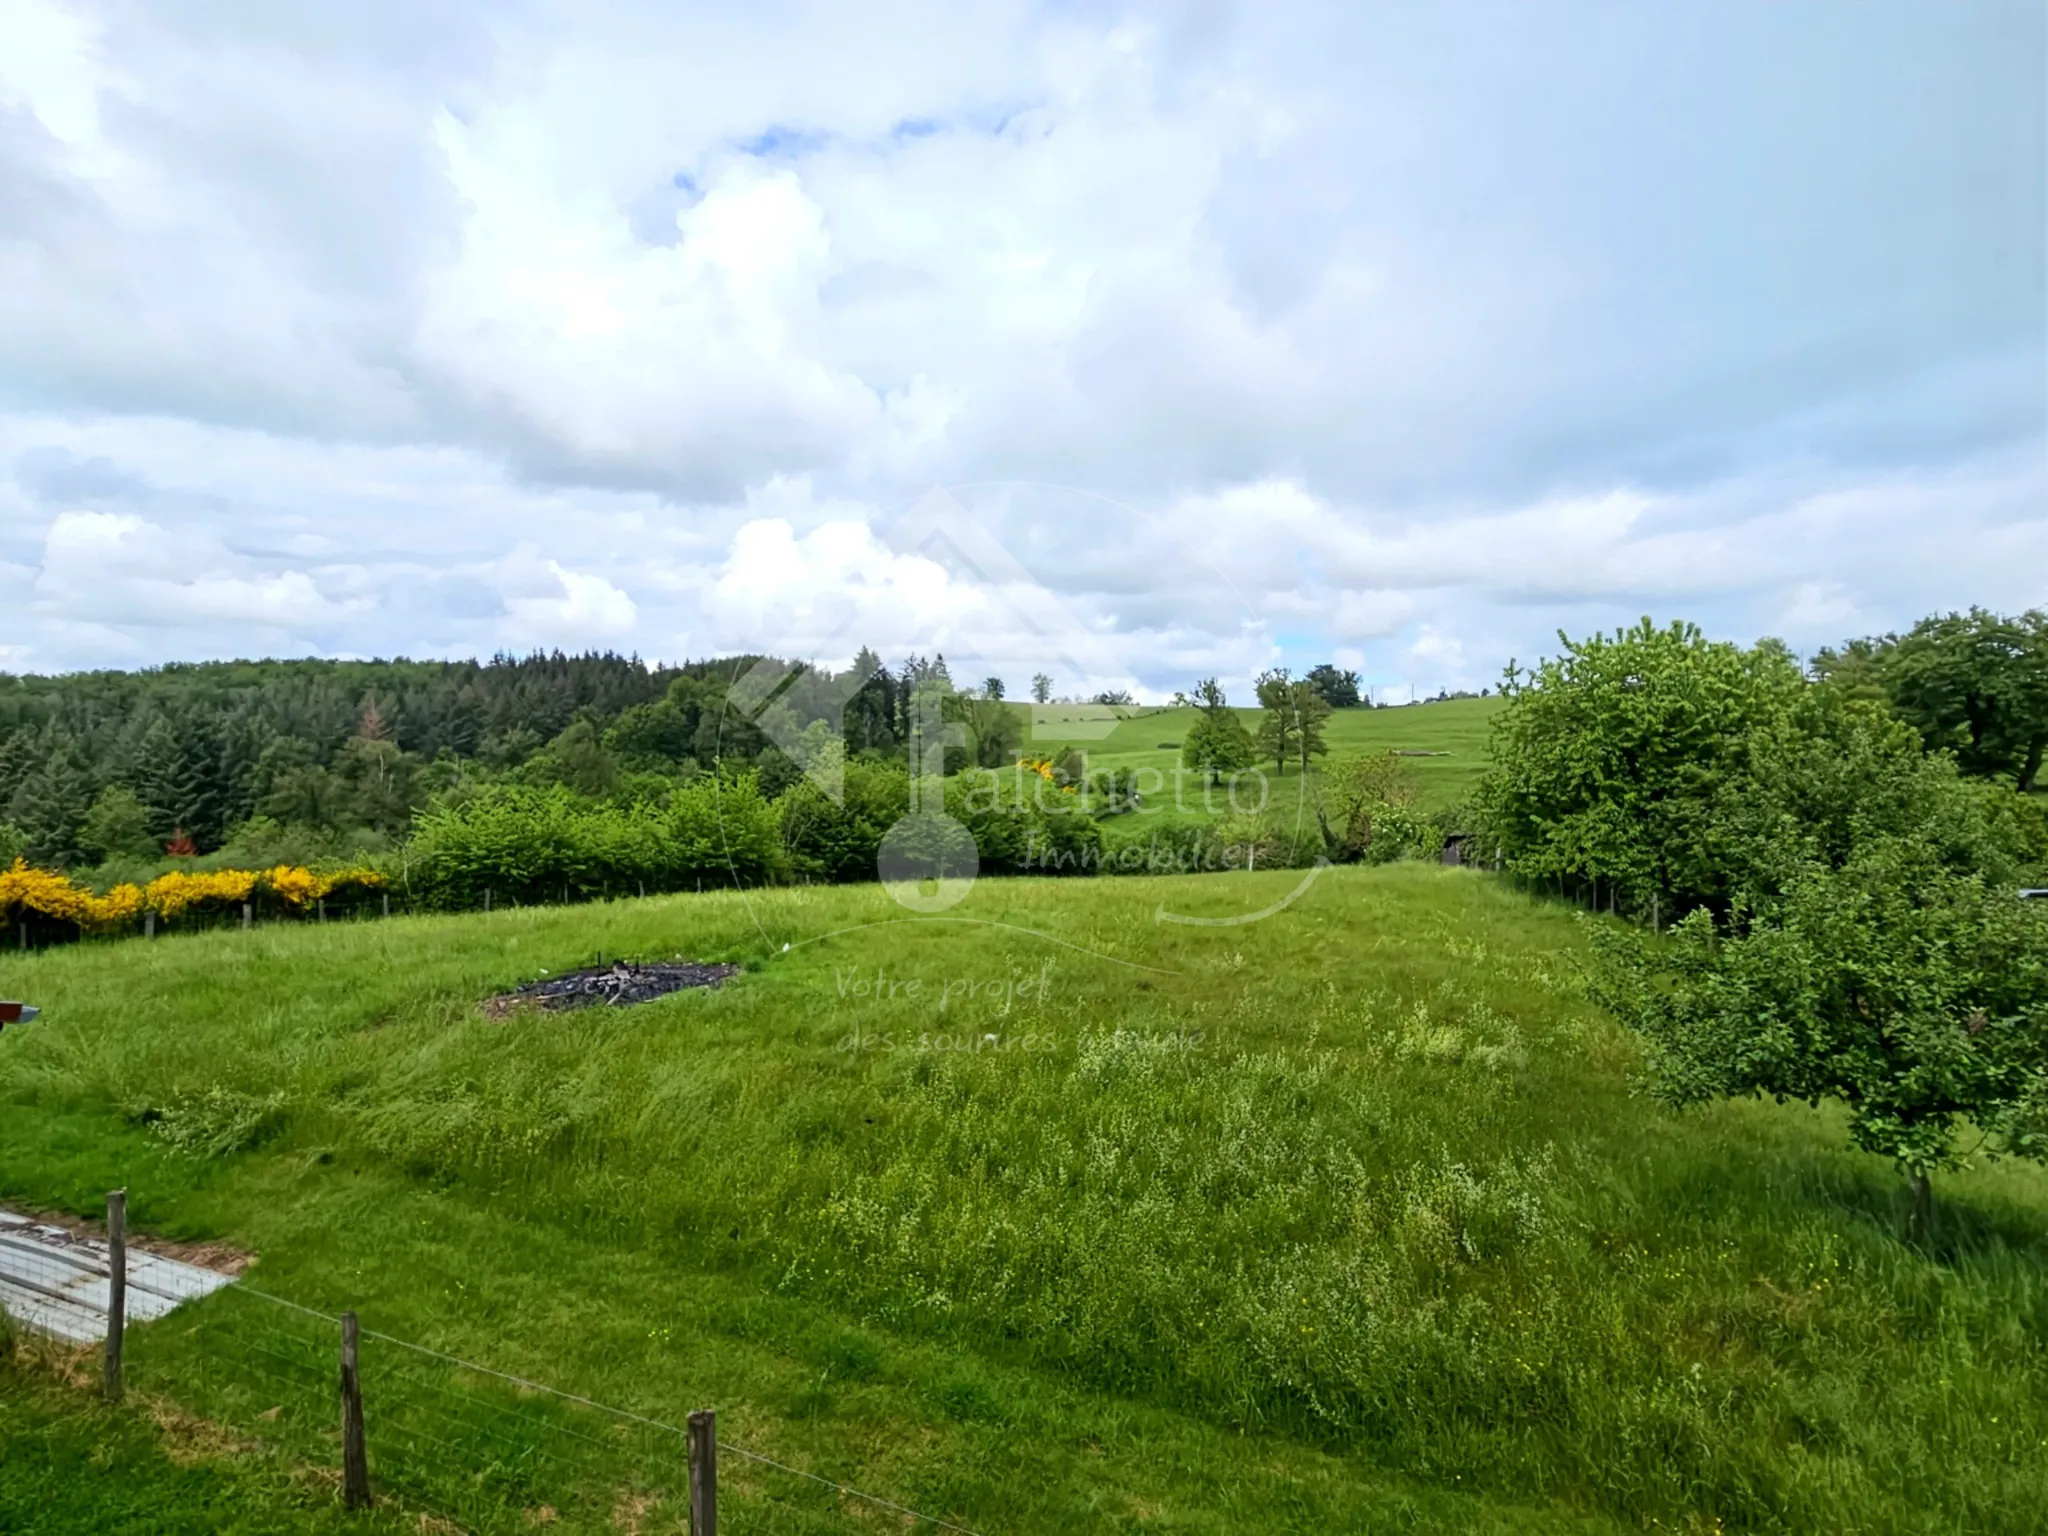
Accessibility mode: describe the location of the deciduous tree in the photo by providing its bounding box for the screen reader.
[1594,839,2048,1245]
[1291,679,1333,775]
[1305,663,1364,709]
[1254,669,1295,774]
[1182,678,1255,786]
[1816,608,2048,792]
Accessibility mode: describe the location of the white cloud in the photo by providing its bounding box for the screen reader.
[33,509,363,630]
[510,565,639,641]
[0,0,2036,686]
[1409,626,1463,667]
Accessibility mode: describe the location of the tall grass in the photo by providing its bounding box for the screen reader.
[2,864,2044,1532]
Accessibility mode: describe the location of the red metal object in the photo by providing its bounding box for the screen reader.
[0,1001,39,1032]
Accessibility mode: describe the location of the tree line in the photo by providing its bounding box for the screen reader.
[0,648,1378,876]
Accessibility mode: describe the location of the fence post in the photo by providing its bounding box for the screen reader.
[484,888,492,913]
[318,898,327,924]
[103,1189,126,1402]
[241,902,252,930]
[144,912,156,941]
[687,1409,717,1535]
[381,892,390,919]
[340,1311,371,1510]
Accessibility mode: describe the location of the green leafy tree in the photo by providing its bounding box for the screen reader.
[952,694,1022,769]
[79,785,157,861]
[1086,766,1142,815]
[1816,608,2048,792]
[1181,678,1256,786]
[779,759,911,881]
[1319,753,1428,860]
[1254,669,1295,774]
[1476,619,1805,918]
[1290,678,1333,775]
[1305,663,1364,709]
[982,676,1005,701]
[1707,687,2031,912]
[1031,673,1053,704]
[479,726,543,770]
[529,718,621,798]
[1594,839,2048,1245]
[689,679,771,766]
[605,697,697,770]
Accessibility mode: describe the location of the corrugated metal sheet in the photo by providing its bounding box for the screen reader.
[0,1209,235,1344]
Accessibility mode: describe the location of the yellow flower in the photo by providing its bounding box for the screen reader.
[0,858,380,937]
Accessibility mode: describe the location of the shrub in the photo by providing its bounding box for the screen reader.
[0,858,383,937]
[405,776,785,909]
[779,761,911,881]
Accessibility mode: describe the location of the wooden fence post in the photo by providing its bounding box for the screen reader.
[340,1311,371,1510]
[317,898,327,924]
[103,1189,126,1402]
[241,902,252,930]
[381,893,390,919]
[687,1409,717,1535]
[144,912,156,941]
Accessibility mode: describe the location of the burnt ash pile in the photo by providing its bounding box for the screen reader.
[490,961,741,1015]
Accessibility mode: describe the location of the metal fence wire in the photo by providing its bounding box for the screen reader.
[114,1279,982,1535]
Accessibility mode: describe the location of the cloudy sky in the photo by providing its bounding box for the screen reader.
[0,0,2041,701]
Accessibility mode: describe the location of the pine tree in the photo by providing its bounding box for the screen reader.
[0,729,39,810]
[9,729,95,867]
[133,715,223,852]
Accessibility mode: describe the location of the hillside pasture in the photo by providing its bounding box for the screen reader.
[1014,695,1501,819]
[0,863,2044,1532]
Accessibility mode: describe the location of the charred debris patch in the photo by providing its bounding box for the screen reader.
[487,960,741,1016]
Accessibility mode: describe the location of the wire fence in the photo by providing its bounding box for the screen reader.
[102,1274,983,1535]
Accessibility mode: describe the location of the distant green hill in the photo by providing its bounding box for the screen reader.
[1021,694,1501,810]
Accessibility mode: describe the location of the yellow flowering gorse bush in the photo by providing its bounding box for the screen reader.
[0,859,382,936]
[1017,756,1079,793]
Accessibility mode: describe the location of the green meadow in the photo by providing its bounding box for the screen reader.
[1017,696,1500,813]
[3,858,2045,1533]
[999,696,1499,843]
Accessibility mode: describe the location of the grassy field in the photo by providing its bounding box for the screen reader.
[1017,696,1500,813]
[0,1343,426,1535]
[2,861,2045,1533]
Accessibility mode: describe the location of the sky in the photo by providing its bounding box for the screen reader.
[0,0,2042,703]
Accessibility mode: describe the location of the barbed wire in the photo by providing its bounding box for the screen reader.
[231,1281,986,1535]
